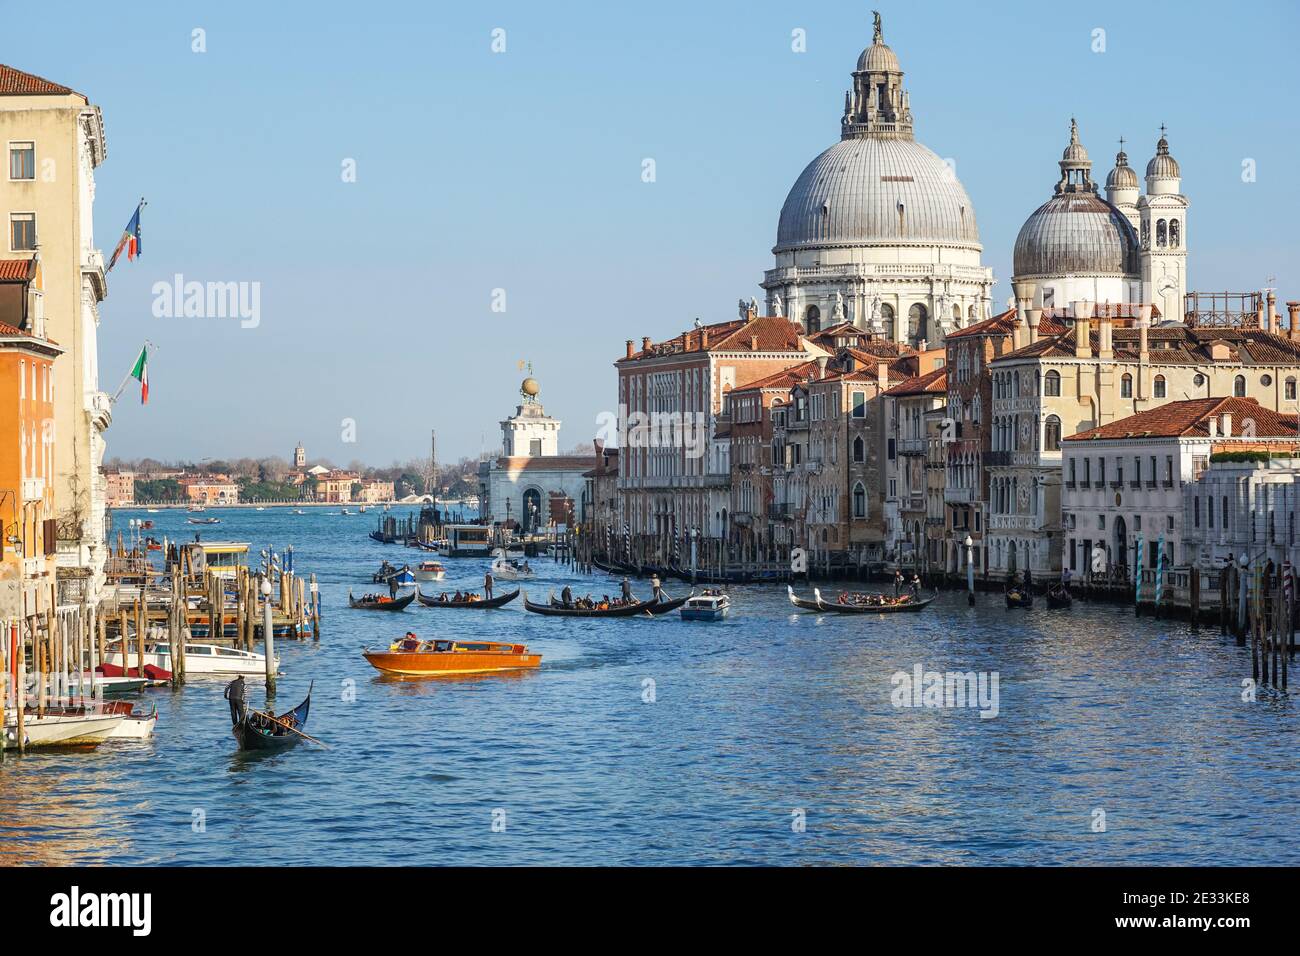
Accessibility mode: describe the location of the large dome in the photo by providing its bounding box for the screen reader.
[775,137,981,252]
[1013,193,1139,278]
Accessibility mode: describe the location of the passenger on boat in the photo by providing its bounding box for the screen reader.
[453,590,464,602]
[561,585,574,607]
[910,574,921,597]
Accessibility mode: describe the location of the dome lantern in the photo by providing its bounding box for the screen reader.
[1055,118,1095,195]
[1145,126,1181,194]
[841,11,913,141]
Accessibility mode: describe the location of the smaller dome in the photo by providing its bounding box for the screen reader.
[1146,134,1180,179]
[857,42,900,73]
[1106,150,1139,190]
[1061,118,1089,164]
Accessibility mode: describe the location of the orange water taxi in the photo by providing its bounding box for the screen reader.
[362,635,541,677]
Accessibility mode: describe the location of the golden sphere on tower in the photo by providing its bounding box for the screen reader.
[521,377,540,398]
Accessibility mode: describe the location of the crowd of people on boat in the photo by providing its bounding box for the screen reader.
[556,584,637,610]
[357,592,400,604]
[836,590,917,608]
[433,590,485,604]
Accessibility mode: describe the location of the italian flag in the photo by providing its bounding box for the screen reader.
[130,346,149,404]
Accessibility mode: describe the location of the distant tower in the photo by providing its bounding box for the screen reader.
[1137,128,1189,322]
[1104,137,1140,231]
[501,371,561,457]
[293,441,306,468]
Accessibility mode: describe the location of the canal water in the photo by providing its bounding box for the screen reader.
[2,507,1295,866]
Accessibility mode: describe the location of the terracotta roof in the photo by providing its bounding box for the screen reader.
[619,315,811,362]
[943,308,1069,342]
[885,367,947,397]
[1064,397,1299,441]
[0,64,76,96]
[0,258,36,282]
[996,323,1300,365]
[729,360,820,394]
[0,322,24,336]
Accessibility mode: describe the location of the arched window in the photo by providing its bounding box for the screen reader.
[1287,377,1297,401]
[852,482,866,518]
[1044,415,1062,451]
[952,303,961,321]
[853,436,865,462]
[1156,219,1167,247]
[1121,373,1133,398]
[1169,219,1180,248]
[1140,220,1150,248]
[1153,374,1166,398]
[804,305,821,331]
[908,303,928,342]
[967,304,977,321]
[1044,369,1061,396]
[1234,375,1246,397]
[880,303,895,340]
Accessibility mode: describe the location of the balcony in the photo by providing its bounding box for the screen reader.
[898,437,926,456]
[945,487,976,503]
[985,451,1012,467]
[1129,480,1141,489]
[989,514,1040,532]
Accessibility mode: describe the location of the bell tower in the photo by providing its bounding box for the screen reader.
[1137,128,1189,322]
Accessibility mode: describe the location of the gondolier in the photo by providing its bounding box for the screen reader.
[561,584,574,607]
[651,573,665,602]
[620,577,632,602]
[484,570,494,600]
[224,675,247,726]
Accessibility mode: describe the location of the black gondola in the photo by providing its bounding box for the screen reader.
[414,586,520,609]
[522,590,658,617]
[234,682,312,751]
[1005,587,1033,609]
[813,587,937,614]
[348,589,416,611]
[1045,586,1072,609]
[786,585,822,611]
[642,592,692,616]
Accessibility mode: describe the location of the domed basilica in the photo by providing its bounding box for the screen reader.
[762,14,1190,339]
[763,13,994,345]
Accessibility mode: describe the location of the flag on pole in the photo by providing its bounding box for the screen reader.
[129,345,149,404]
[107,201,144,272]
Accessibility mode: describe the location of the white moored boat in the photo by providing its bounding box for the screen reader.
[680,592,731,621]
[3,712,125,748]
[106,641,277,676]
[414,560,446,582]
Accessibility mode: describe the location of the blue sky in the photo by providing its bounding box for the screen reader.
[13,0,1299,465]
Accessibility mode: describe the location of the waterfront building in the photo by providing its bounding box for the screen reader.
[103,469,135,507]
[614,306,825,557]
[762,14,994,341]
[884,365,947,567]
[0,64,110,605]
[580,441,619,544]
[0,255,61,619]
[986,295,1300,577]
[182,476,239,505]
[1061,397,1297,577]
[1181,442,1300,572]
[354,478,394,504]
[478,375,594,531]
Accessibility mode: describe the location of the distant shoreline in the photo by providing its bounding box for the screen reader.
[110,501,478,511]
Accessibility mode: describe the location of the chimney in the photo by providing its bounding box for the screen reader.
[701,328,710,349]
[1221,412,1233,438]
[642,336,652,353]
[1287,302,1300,342]
[1257,295,1268,330]
[816,355,829,379]
[1074,301,1093,359]
[750,335,759,351]
[625,339,634,359]
[1207,416,1217,439]
[1268,290,1279,334]
[1013,281,1037,344]
[877,359,890,387]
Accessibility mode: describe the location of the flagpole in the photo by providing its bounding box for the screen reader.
[110,340,156,404]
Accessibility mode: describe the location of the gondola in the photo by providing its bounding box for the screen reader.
[1045,586,1072,610]
[1005,587,1033,609]
[813,587,936,614]
[642,592,693,616]
[787,585,822,611]
[591,555,638,576]
[414,586,520,609]
[348,589,416,611]
[234,682,311,751]
[522,590,658,617]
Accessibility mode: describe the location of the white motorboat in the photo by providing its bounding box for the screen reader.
[255,506,265,511]
[188,504,205,513]
[680,592,731,621]
[414,560,446,582]
[490,551,536,580]
[104,702,157,739]
[3,712,125,748]
[106,641,277,676]
[341,508,353,515]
